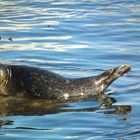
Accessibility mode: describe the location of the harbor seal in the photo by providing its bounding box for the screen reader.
[0,64,131,100]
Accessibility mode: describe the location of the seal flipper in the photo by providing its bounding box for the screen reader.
[95,64,131,93]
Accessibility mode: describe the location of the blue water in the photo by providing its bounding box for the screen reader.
[0,0,140,139]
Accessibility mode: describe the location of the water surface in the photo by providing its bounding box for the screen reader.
[0,0,140,139]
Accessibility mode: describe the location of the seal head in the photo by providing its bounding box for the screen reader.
[0,64,11,96]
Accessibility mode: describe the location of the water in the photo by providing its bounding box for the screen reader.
[0,0,140,139]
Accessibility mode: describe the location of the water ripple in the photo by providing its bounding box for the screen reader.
[0,0,140,139]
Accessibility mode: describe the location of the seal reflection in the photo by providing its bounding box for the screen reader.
[0,93,131,117]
